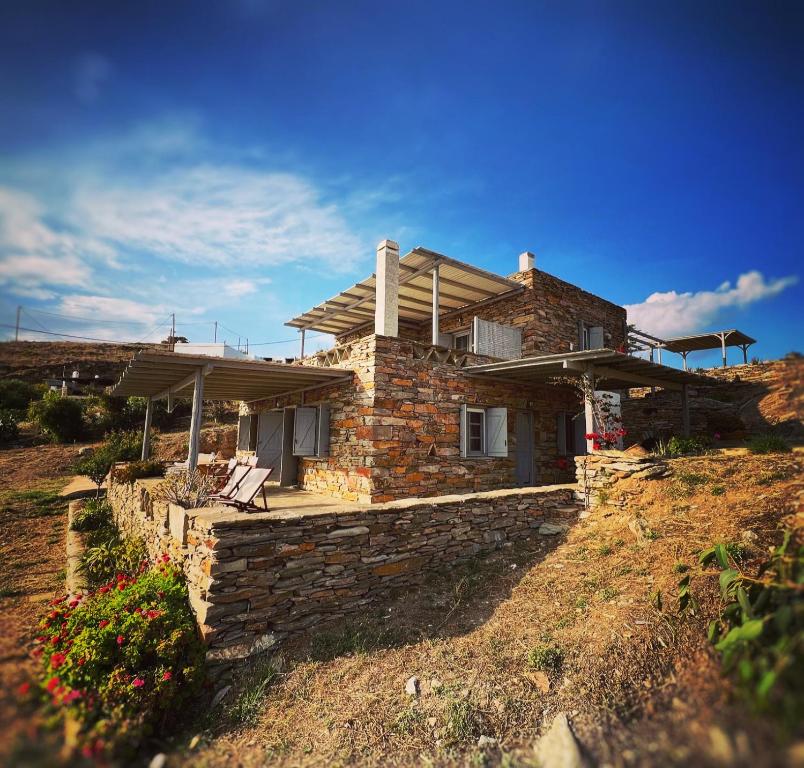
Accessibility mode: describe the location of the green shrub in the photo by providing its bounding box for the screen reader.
[110,460,165,484]
[527,643,563,672]
[28,393,84,442]
[666,436,709,457]
[152,469,216,510]
[71,499,112,532]
[0,408,19,445]
[81,532,147,588]
[0,378,40,413]
[34,560,205,758]
[747,434,791,455]
[696,534,803,729]
[76,430,146,495]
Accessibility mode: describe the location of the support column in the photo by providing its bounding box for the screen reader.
[741,344,748,364]
[374,239,399,337]
[657,346,663,365]
[431,264,440,345]
[187,367,205,471]
[583,367,595,453]
[720,333,727,367]
[681,384,690,438]
[681,351,688,371]
[299,329,306,359]
[141,397,154,460]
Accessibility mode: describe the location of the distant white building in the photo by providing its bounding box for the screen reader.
[173,342,252,359]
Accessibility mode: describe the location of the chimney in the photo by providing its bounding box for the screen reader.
[519,251,535,271]
[374,239,400,337]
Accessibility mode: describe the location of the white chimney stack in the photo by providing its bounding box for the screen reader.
[374,239,400,337]
[519,251,535,271]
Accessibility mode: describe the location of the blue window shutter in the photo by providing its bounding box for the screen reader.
[316,404,330,457]
[237,415,252,451]
[459,404,468,458]
[556,413,567,456]
[293,407,317,456]
[486,407,508,457]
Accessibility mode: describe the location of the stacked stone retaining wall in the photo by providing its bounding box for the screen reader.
[575,451,669,508]
[108,474,579,669]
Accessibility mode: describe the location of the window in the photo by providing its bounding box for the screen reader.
[460,405,508,458]
[453,329,471,352]
[237,414,258,452]
[467,408,485,455]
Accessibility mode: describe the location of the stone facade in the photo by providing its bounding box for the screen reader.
[107,474,579,668]
[244,334,582,503]
[621,358,804,444]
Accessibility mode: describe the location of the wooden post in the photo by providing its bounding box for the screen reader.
[432,264,440,345]
[583,367,595,454]
[681,384,690,438]
[141,397,154,460]
[187,367,205,471]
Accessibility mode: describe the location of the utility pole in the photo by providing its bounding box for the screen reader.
[171,313,176,350]
[15,306,21,341]
[213,321,217,343]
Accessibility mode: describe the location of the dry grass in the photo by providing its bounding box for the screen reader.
[167,452,802,768]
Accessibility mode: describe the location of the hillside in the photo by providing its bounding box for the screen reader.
[0,341,156,385]
[174,451,802,768]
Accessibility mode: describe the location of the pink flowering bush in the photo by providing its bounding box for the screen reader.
[33,558,204,758]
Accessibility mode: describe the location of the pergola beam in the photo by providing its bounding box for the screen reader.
[153,364,214,401]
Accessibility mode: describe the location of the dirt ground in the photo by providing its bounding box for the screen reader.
[166,452,803,768]
[0,439,97,762]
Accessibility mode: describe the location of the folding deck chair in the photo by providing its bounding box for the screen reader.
[209,464,252,503]
[217,467,273,512]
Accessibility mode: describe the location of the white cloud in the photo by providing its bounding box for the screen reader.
[625,270,798,338]
[73,53,112,104]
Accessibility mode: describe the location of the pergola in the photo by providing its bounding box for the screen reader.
[662,330,756,370]
[108,351,352,469]
[285,246,523,350]
[466,349,711,452]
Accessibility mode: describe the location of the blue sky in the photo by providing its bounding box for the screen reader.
[0,0,801,367]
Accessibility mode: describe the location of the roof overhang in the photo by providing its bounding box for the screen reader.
[108,351,352,402]
[662,329,756,353]
[465,349,711,391]
[286,247,523,335]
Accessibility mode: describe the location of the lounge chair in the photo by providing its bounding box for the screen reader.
[217,467,273,512]
[209,465,252,502]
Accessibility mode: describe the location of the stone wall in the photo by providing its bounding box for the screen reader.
[107,474,579,668]
[621,358,804,445]
[574,450,669,508]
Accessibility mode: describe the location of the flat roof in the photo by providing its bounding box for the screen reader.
[286,247,523,335]
[108,351,352,401]
[466,349,711,391]
[662,329,756,353]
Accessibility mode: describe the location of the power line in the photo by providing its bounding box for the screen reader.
[1,324,160,345]
[24,307,161,326]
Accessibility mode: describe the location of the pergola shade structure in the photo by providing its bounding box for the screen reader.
[662,330,756,369]
[285,247,523,338]
[109,351,352,469]
[466,349,711,450]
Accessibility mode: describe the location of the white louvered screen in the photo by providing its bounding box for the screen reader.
[472,318,522,360]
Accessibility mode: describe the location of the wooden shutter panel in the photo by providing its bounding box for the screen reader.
[577,320,585,350]
[316,404,330,457]
[237,415,252,451]
[589,326,605,349]
[293,407,317,456]
[459,404,468,458]
[486,407,508,457]
[556,413,567,456]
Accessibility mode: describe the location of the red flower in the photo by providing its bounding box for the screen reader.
[116,635,124,646]
[46,676,60,693]
[68,599,79,609]
[31,648,43,658]
[17,682,30,696]
[50,635,60,645]
[146,609,161,620]
[98,585,110,594]
[116,573,125,582]
[157,590,165,599]
[63,689,82,703]
[117,582,126,591]
[99,620,110,629]
[49,596,67,606]
[77,657,86,666]
[132,678,145,688]
[34,635,45,643]
[50,652,66,669]
[161,671,172,681]
[161,553,170,563]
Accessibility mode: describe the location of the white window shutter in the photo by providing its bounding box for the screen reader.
[473,318,522,360]
[589,326,605,349]
[459,404,468,458]
[486,407,508,457]
[237,415,252,451]
[293,407,317,456]
[316,404,330,457]
[556,413,567,456]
